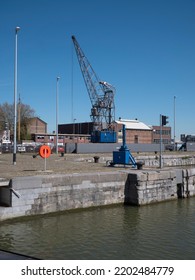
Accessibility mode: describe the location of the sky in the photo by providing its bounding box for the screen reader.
[0,0,195,139]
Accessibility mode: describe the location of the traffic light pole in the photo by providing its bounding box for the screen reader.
[159,114,163,168]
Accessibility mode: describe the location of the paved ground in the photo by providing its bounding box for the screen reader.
[0,152,127,179]
[1,151,193,180]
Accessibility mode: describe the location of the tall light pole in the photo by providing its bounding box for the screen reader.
[174,96,176,151]
[56,76,60,154]
[18,94,21,142]
[159,114,163,168]
[73,118,76,134]
[13,26,20,165]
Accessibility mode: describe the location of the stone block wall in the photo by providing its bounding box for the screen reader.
[125,170,177,205]
[182,168,195,197]
[0,172,127,221]
[136,155,195,167]
[1,168,195,221]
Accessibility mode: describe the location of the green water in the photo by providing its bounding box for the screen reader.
[0,197,195,259]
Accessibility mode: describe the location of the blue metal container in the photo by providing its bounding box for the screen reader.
[91,131,116,143]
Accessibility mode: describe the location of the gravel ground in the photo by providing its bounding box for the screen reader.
[0,152,124,179]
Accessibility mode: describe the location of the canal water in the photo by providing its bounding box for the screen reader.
[0,197,195,260]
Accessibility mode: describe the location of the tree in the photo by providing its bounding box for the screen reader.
[0,102,35,141]
[0,102,14,131]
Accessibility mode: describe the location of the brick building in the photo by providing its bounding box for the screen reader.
[30,119,171,146]
[31,133,90,146]
[114,119,153,144]
[58,119,153,144]
[152,125,171,145]
[28,117,47,134]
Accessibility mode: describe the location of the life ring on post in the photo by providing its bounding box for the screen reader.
[39,145,51,159]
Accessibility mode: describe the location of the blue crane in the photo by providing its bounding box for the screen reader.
[72,36,116,143]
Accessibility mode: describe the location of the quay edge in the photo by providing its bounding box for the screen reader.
[0,168,195,221]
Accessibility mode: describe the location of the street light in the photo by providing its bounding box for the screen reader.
[13,26,20,165]
[56,76,60,154]
[73,118,76,134]
[174,96,176,151]
[160,114,163,168]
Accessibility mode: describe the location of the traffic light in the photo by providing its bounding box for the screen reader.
[161,115,169,126]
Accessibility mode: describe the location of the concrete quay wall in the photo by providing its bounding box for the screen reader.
[136,154,195,167]
[0,172,127,221]
[1,168,195,221]
[125,169,195,205]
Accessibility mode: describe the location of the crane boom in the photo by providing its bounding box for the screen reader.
[72,36,115,134]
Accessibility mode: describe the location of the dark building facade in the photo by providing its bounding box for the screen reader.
[58,122,93,135]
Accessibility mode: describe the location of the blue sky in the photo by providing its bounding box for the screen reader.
[0,0,195,139]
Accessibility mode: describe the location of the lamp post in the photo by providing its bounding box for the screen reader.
[174,96,176,151]
[73,118,76,134]
[18,94,21,142]
[56,76,60,154]
[13,26,20,165]
[159,114,163,168]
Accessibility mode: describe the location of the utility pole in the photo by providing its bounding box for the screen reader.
[13,26,20,165]
[160,114,163,168]
[18,94,21,142]
[174,96,176,151]
[56,77,60,154]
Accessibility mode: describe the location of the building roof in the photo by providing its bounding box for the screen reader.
[30,117,47,125]
[115,119,152,130]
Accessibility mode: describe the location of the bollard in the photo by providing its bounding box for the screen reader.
[137,161,144,170]
[94,156,100,163]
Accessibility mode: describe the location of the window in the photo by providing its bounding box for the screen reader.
[37,136,44,140]
[134,135,138,144]
[154,139,160,144]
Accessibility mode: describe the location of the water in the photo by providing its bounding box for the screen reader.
[0,197,195,260]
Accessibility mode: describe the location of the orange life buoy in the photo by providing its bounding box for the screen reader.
[39,145,51,159]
